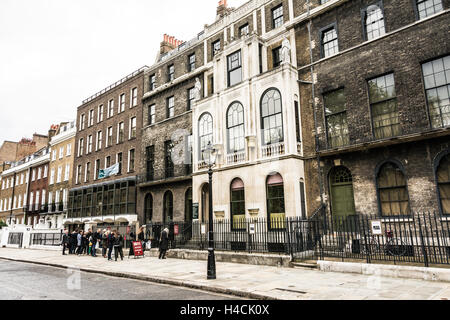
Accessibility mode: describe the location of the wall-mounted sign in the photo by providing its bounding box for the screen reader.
[193,203,199,220]
[249,223,255,235]
[201,224,206,235]
[371,220,382,235]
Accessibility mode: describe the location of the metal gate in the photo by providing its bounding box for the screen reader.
[8,232,24,248]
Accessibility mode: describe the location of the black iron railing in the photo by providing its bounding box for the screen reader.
[144,211,450,267]
[30,233,63,246]
[137,164,192,185]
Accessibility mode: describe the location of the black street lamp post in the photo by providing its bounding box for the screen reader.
[203,142,217,280]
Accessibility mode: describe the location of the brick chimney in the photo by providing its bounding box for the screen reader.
[160,34,184,55]
[217,0,229,18]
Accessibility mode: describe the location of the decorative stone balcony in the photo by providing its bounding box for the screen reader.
[226,151,246,165]
[261,142,285,158]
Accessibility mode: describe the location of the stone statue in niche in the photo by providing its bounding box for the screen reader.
[281,36,291,65]
[194,77,202,101]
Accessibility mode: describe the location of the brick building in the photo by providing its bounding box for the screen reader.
[137,34,197,225]
[0,147,50,227]
[46,121,76,230]
[0,134,48,164]
[295,0,450,218]
[66,67,147,231]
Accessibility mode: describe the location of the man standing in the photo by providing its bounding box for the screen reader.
[107,230,115,261]
[159,228,169,260]
[91,229,100,257]
[113,231,124,261]
[62,230,69,255]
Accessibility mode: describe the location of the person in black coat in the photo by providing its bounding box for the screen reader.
[69,230,77,254]
[107,231,115,261]
[159,228,169,259]
[61,230,69,255]
[113,231,124,261]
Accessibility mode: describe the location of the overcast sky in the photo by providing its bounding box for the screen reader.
[0,0,246,142]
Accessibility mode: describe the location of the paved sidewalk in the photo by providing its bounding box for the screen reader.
[0,248,449,300]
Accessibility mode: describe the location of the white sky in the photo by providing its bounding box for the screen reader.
[0,0,246,142]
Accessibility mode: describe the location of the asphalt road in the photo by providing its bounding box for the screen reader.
[0,260,241,300]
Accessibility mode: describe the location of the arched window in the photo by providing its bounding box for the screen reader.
[364,4,385,41]
[266,173,285,230]
[230,178,245,230]
[198,113,213,160]
[163,191,173,223]
[227,102,245,153]
[437,154,450,215]
[261,89,283,145]
[377,162,410,217]
[144,193,153,224]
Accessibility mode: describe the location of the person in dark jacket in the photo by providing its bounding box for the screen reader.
[84,229,92,255]
[62,230,69,255]
[159,228,169,259]
[91,229,100,257]
[107,230,115,261]
[69,230,77,254]
[113,231,124,261]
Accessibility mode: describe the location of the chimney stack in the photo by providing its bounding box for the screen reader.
[160,34,184,55]
[217,0,228,18]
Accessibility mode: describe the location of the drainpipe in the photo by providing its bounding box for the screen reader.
[9,172,17,225]
[306,0,325,209]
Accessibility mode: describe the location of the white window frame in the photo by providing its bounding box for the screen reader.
[64,164,70,181]
[129,117,137,139]
[96,130,102,151]
[67,143,72,156]
[131,87,138,107]
[98,104,104,123]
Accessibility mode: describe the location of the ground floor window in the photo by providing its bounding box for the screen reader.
[230,178,245,230]
[163,191,173,223]
[377,162,410,217]
[266,173,285,230]
[67,180,136,218]
[144,193,153,224]
[437,153,450,215]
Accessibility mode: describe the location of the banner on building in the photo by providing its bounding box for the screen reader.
[98,163,120,179]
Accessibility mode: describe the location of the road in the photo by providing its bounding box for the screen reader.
[0,260,241,300]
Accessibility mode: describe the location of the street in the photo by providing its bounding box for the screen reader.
[0,260,241,300]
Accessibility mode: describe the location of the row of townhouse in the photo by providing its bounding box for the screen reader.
[56,0,449,234]
[0,122,76,231]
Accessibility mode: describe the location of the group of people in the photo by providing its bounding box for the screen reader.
[61,226,170,261]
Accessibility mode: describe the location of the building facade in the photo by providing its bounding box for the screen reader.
[189,0,312,227]
[136,35,199,226]
[295,0,450,219]
[0,147,50,227]
[46,121,76,230]
[66,67,147,231]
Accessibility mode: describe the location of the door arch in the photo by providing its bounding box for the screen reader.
[329,166,356,219]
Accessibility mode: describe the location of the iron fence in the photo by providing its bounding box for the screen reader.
[303,211,450,267]
[30,233,63,246]
[8,232,23,247]
[145,210,450,267]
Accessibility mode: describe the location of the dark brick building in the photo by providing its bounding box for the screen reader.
[137,35,201,225]
[66,67,148,231]
[295,0,450,218]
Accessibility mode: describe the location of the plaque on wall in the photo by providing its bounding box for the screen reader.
[193,203,199,220]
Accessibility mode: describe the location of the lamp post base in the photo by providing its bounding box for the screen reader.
[207,248,216,280]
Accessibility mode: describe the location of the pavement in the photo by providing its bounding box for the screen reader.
[0,248,449,300]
